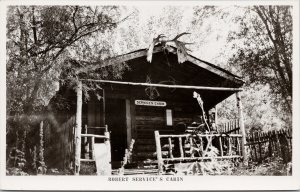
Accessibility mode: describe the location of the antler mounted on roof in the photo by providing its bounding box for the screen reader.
[147,32,193,64]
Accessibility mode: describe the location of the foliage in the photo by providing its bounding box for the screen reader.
[6,131,28,175]
[164,144,237,175]
[6,5,125,115]
[228,6,292,113]
[232,156,292,176]
[217,83,290,133]
[193,6,293,131]
[6,121,48,175]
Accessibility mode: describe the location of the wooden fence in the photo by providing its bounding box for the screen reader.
[246,129,292,163]
[217,119,241,134]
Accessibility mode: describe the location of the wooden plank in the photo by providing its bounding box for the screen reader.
[236,92,248,164]
[162,155,242,162]
[81,79,243,91]
[81,134,108,139]
[136,116,165,122]
[136,145,156,151]
[179,137,184,158]
[154,131,163,174]
[75,81,82,175]
[87,126,107,129]
[198,136,204,155]
[94,142,111,175]
[258,132,262,162]
[168,137,173,159]
[189,137,194,158]
[219,137,223,156]
[91,137,95,160]
[228,137,232,155]
[102,89,106,126]
[159,133,243,138]
[126,99,132,148]
[80,159,95,162]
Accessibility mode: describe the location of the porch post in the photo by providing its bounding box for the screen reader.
[236,91,248,164]
[75,81,83,175]
[215,105,218,125]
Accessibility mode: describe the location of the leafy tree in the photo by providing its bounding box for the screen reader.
[228,6,292,113]
[6,5,125,115]
[193,5,293,131]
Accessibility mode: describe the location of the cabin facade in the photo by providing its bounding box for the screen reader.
[50,46,246,175]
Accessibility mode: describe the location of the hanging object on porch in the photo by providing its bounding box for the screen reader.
[144,75,177,100]
[145,75,160,100]
[147,32,193,64]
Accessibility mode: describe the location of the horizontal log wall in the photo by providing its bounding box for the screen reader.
[133,101,195,163]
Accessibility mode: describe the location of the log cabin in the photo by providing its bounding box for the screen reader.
[48,45,246,175]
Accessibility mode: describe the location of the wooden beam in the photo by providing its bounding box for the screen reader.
[75,81,82,175]
[102,89,106,126]
[154,131,163,174]
[168,137,173,159]
[159,133,243,138]
[126,99,132,148]
[80,79,243,92]
[80,134,108,139]
[162,155,242,162]
[215,105,218,125]
[236,92,248,164]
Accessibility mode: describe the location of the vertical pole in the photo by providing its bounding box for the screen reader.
[189,137,194,158]
[104,131,112,175]
[179,137,184,158]
[154,131,163,174]
[102,89,106,126]
[215,105,218,126]
[91,137,95,160]
[219,137,223,157]
[236,92,248,165]
[126,99,132,148]
[75,81,82,175]
[168,137,173,159]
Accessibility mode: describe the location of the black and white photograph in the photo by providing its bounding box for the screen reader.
[0,0,299,190]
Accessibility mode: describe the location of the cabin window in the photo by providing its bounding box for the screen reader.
[166,109,173,126]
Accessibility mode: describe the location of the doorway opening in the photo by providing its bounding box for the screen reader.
[106,98,127,169]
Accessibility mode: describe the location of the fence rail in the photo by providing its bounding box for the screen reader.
[246,129,292,163]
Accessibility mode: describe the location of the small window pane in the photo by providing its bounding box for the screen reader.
[166,109,173,126]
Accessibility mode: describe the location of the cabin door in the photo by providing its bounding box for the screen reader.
[106,98,127,169]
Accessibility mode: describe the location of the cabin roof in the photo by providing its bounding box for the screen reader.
[102,46,244,85]
[81,45,244,109]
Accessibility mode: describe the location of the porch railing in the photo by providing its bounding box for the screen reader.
[154,130,243,174]
[79,125,111,175]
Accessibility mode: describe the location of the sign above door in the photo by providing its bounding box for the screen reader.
[134,100,166,107]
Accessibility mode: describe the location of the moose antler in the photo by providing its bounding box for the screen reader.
[147,34,167,63]
[147,33,193,64]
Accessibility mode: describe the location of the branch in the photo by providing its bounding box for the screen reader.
[72,6,79,32]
